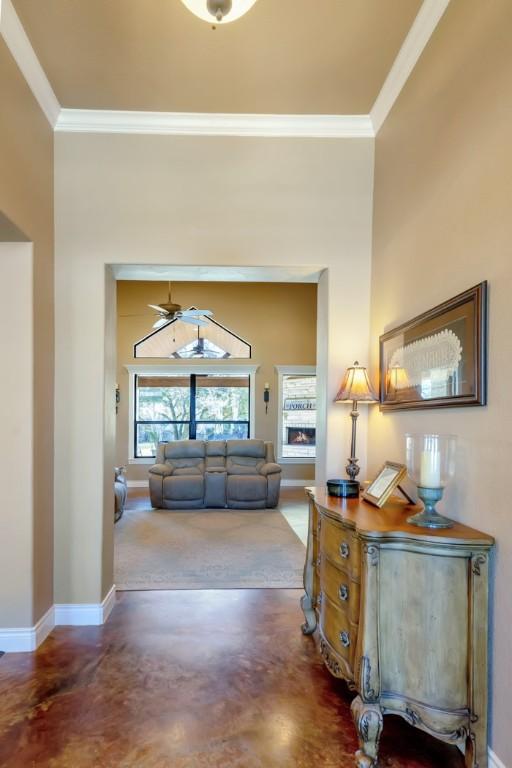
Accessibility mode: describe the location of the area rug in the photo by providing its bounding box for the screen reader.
[114,507,306,590]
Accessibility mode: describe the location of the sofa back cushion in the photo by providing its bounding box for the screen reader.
[226,439,266,475]
[158,440,206,475]
[206,440,226,470]
[163,440,206,460]
[226,439,266,459]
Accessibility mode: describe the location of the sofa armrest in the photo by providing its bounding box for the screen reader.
[260,462,282,476]
[149,463,173,477]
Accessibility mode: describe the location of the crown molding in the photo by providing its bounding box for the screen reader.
[55,109,374,138]
[0,0,60,126]
[370,0,451,133]
[0,0,450,138]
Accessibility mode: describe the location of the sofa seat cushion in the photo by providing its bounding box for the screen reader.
[163,475,204,502]
[227,474,267,502]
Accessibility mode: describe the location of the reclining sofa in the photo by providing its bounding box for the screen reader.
[149,439,282,509]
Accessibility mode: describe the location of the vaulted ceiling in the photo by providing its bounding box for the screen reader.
[12,0,421,114]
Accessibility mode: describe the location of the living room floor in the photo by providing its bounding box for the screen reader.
[0,588,465,767]
[114,487,309,591]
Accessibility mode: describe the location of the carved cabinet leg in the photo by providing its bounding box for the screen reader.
[301,495,317,635]
[300,593,317,635]
[464,729,488,768]
[351,696,383,768]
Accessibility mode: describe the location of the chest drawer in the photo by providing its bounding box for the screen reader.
[320,556,360,625]
[320,594,357,675]
[320,515,360,578]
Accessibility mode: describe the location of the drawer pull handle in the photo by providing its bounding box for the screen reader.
[339,584,349,602]
[339,542,350,559]
[339,631,350,648]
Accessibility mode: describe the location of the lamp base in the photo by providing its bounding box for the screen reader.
[407,486,454,529]
[327,478,360,498]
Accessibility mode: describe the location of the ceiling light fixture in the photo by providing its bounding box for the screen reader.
[180,0,258,25]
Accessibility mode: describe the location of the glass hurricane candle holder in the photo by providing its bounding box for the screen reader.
[405,433,457,529]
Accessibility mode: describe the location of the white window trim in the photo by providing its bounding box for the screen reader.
[275,365,316,465]
[125,363,259,463]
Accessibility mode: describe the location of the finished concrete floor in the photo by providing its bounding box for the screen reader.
[0,588,464,767]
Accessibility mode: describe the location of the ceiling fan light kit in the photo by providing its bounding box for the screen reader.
[180,0,258,25]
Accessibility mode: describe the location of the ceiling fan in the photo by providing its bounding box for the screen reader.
[148,283,213,329]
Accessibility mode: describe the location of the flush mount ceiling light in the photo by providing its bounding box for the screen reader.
[180,0,258,25]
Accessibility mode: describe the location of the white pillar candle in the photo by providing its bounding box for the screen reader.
[420,449,441,487]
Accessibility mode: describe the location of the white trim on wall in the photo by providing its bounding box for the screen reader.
[489,749,507,768]
[56,110,374,138]
[125,363,259,463]
[54,585,116,627]
[1,0,450,137]
[370,0,451,133]
[274,365,317,465]
[0,586,117,652]
[128,479,311,488]
[0,605,55,653]
[0,0,60,126]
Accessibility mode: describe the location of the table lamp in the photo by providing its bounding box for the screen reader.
[329,361,379,498]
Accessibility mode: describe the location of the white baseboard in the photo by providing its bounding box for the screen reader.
[0,604,55,653]
[1,586,117,652]
[489,748,507,768]
[129,479,310,488]
[54,585,117,626]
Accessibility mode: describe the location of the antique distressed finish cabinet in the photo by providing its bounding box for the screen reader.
[301,488,494,768]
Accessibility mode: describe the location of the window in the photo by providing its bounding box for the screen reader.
[134,313,251,359]
[276,367,316,462]
[134,374,250,458]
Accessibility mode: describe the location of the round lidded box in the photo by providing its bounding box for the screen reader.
[326,478,360,498]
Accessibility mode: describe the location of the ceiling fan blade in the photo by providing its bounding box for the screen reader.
[148,304,169,314]
[152,317,170,329]
[179,315,208,327]
[179,309,213,317]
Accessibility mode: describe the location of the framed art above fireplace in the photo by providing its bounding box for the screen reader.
[380,282,488,411]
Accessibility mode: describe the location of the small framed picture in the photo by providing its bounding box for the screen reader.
[363,461,407,508]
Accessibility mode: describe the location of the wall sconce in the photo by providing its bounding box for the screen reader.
[264,382,270,414]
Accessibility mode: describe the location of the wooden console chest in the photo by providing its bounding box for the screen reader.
[301,488,494,768]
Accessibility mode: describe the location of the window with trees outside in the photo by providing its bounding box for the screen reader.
[134,374,250,458]
[279,371,316,460]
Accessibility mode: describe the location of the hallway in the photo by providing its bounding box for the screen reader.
[0,589,464,767]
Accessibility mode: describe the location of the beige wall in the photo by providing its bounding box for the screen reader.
[368,0,512,763]
[55,133,374,605]
[0,39,54,627]
[116,280,317,482]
